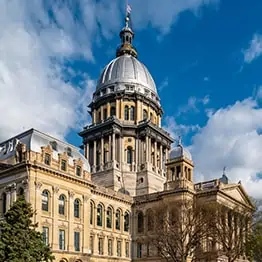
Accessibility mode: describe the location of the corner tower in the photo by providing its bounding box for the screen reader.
[79,14,173,196]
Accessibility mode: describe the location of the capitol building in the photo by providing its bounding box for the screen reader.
[0,14,253,262]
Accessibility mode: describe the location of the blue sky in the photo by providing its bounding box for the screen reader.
[1,0,262,197]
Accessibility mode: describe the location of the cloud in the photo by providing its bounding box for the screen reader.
[243,33,262,64]
[131,0,219,34]
[177,95,210,115]
[0,0,101,141]
[203,76,209,82]
[190,96,262,198]
[158,77,169,92]
[163,116,200,142]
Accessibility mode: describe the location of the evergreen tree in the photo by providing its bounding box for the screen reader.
[0,195,54,262]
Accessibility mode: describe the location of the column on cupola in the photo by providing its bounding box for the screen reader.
[112,132,116,162]
[107,102,110,118]
[93,109,97,124]
[101,106,104,121]
[85,143,89,160]
[145,136,149,162]
[154,141,157,168]
[101,136,104,170]
[159,144,163,171]
[116,99,120,119]
[149,137,152,164]
[108,135,112,162]
[93,140,97,171]
[135,138,139,171]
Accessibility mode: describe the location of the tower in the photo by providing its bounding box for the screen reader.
[79,13,173,196]
[165,139,194,191]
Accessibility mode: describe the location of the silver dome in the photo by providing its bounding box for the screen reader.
[97,54,157,94]
[169,144,192,161]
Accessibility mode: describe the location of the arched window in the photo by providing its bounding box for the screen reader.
[127,147,132,164]
[124,212,130,232]
[97,204,103,226]
[106,207,112,228]
[130,106,135,121]
[74,199,80,218]
[124,106,129,120]
[59,195,66,215]
[143,109,148,120]
[110,106,116,116]
[116,209,121,230]
[147,209,154,231]
[2,193,6,214]
[42,190,49,212]
[103,108,107,120]
[137,211,144,233]
[90,202,94,225]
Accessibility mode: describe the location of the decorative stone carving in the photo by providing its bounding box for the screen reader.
[68,191,75,198]
[83,195,89,202]
[34,181,43,190]
[53,186,60,194]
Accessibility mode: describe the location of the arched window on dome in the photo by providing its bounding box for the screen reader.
[127,147,132,164]
[124,106,129,120]
[110,106,116,117]
[130,106,135,121]
[143,109,148,120]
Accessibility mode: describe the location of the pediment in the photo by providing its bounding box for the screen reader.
[221,184,253,207]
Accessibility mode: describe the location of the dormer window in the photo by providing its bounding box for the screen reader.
[76,166,82,177]
[44,153,51,166]
[66,147,72,157]
[61,160,67,171]
[50,141,57,151]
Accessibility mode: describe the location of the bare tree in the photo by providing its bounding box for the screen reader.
[208,204,252,262]
[149,199,213,262]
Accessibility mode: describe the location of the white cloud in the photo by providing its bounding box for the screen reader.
[178,95,210,115]
[0,0,219,142]
[190,97,262,198]
[158,77,169,91]
[131,0,219,34]
[243,33,262,64]
[163,116,200,142]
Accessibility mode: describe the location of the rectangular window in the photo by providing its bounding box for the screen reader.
[44,153,51,165]
[117,241,122,257]
[90,236,94,254]
[74,232,80,251]
[59,230,65,250]
[108,239,113,256]
[98,238,103,255]
[125,242,129,258]
[42,227,49,245]
[61,160,67,171]
[76,166,82,177]
[137,243,142,258]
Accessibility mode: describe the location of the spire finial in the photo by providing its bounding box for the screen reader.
[116,2,137,58]
[223,166,226,176]
[178,136,182,146]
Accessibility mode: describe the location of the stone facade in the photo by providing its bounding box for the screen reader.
[0,14,254,262]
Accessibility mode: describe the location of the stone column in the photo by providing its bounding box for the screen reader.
[145,136,149,162]
[116,99,120,119]
[34,182,43,224]
[160,144,163,171]
[85,143,89,160]
[93,109,96,124]
[112,133,116,162]
[52,186,59,250]
[109,135,112,162]
[101,105,104,121]
[68,191,75,251]
[149,137,152,164]
[11,184,17,204]
[93,140,97,171]
[154,141,157,168]
[101,136,104,170]
[6,189,11,211]
[135,138,139,169]
[107,102,110,118]
[83,195,90,253]
[120,136,124,167]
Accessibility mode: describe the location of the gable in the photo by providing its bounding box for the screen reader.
[222,185,253,207]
